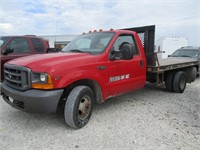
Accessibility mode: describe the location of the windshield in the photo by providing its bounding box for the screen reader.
[62,32,115,54]
[170,49,200,58]
[0,37,10,47]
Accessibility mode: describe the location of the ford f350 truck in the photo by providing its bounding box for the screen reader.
[0,25,199,129]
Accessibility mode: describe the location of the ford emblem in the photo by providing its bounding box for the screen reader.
[8,74,12,79]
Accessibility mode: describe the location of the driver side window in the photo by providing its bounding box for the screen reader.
[113,35,138,54]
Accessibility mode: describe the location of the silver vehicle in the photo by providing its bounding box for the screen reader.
[169,46,200,75]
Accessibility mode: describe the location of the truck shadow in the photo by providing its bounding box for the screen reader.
[7,110,69,130]
[93,82,168,112]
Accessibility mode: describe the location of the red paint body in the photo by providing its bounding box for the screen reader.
[6,30,146,101]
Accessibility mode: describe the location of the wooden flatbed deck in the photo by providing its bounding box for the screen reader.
[147,57,199,73]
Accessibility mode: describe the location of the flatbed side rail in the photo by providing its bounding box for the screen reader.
[147,60,199,73]
[146,60,199,86]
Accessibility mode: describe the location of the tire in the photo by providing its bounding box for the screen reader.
[64,86,94,129]
[190,67,197,82]
[165,72,175,92]
[173,71,186,93]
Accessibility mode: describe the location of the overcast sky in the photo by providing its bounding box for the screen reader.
[0,0,199,46]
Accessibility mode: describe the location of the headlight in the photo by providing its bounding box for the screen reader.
[31,72,53,89]
[40,73,46,82]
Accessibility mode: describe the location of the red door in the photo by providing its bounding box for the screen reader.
[106,34,146,96]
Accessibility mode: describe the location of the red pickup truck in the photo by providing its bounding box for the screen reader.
[1,26,199,129]
[0,35,50,81]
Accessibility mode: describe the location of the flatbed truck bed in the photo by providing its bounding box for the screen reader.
[124,25,199,87]
[146,57,199,86]
[147,57,199,73]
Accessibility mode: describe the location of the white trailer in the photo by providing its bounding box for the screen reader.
[155,37,188,59]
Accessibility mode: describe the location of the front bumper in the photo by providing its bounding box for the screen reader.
[0,82,63,113]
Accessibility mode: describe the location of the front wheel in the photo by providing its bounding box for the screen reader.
[64,86,94,129]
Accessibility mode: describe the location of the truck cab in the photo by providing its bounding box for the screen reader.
[60,30,146,96]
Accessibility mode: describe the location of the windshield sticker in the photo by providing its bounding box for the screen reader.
[109,74,130,82]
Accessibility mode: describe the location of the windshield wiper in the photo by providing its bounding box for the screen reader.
[69,49,85,53]
[180,55,191,58]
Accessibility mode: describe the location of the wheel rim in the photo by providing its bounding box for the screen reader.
[78,95,91,120]
[180,75,186,90]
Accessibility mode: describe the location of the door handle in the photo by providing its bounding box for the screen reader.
[140,60,144,67]
[97,66,106,70]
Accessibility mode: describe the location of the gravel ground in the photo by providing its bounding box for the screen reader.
[0,78,200,150]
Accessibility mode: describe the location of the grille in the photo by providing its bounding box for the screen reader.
[4,64,31,91]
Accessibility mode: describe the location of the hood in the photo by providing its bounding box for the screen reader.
[7,52,101,72]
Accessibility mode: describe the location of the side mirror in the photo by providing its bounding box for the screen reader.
[120,43,134,60]
[168,55,170,57]
[109,47,122,60]
[110,44,134,61]
[2,47,14,55]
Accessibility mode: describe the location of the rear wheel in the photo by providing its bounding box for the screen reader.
[165,72,175,92]
[190,67,197,82]
[173,71,186,93]
[64,86,94,129]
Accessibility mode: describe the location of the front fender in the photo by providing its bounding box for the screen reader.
[53,69,107,93]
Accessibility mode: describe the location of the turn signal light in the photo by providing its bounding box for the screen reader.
[32,83,53,89]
